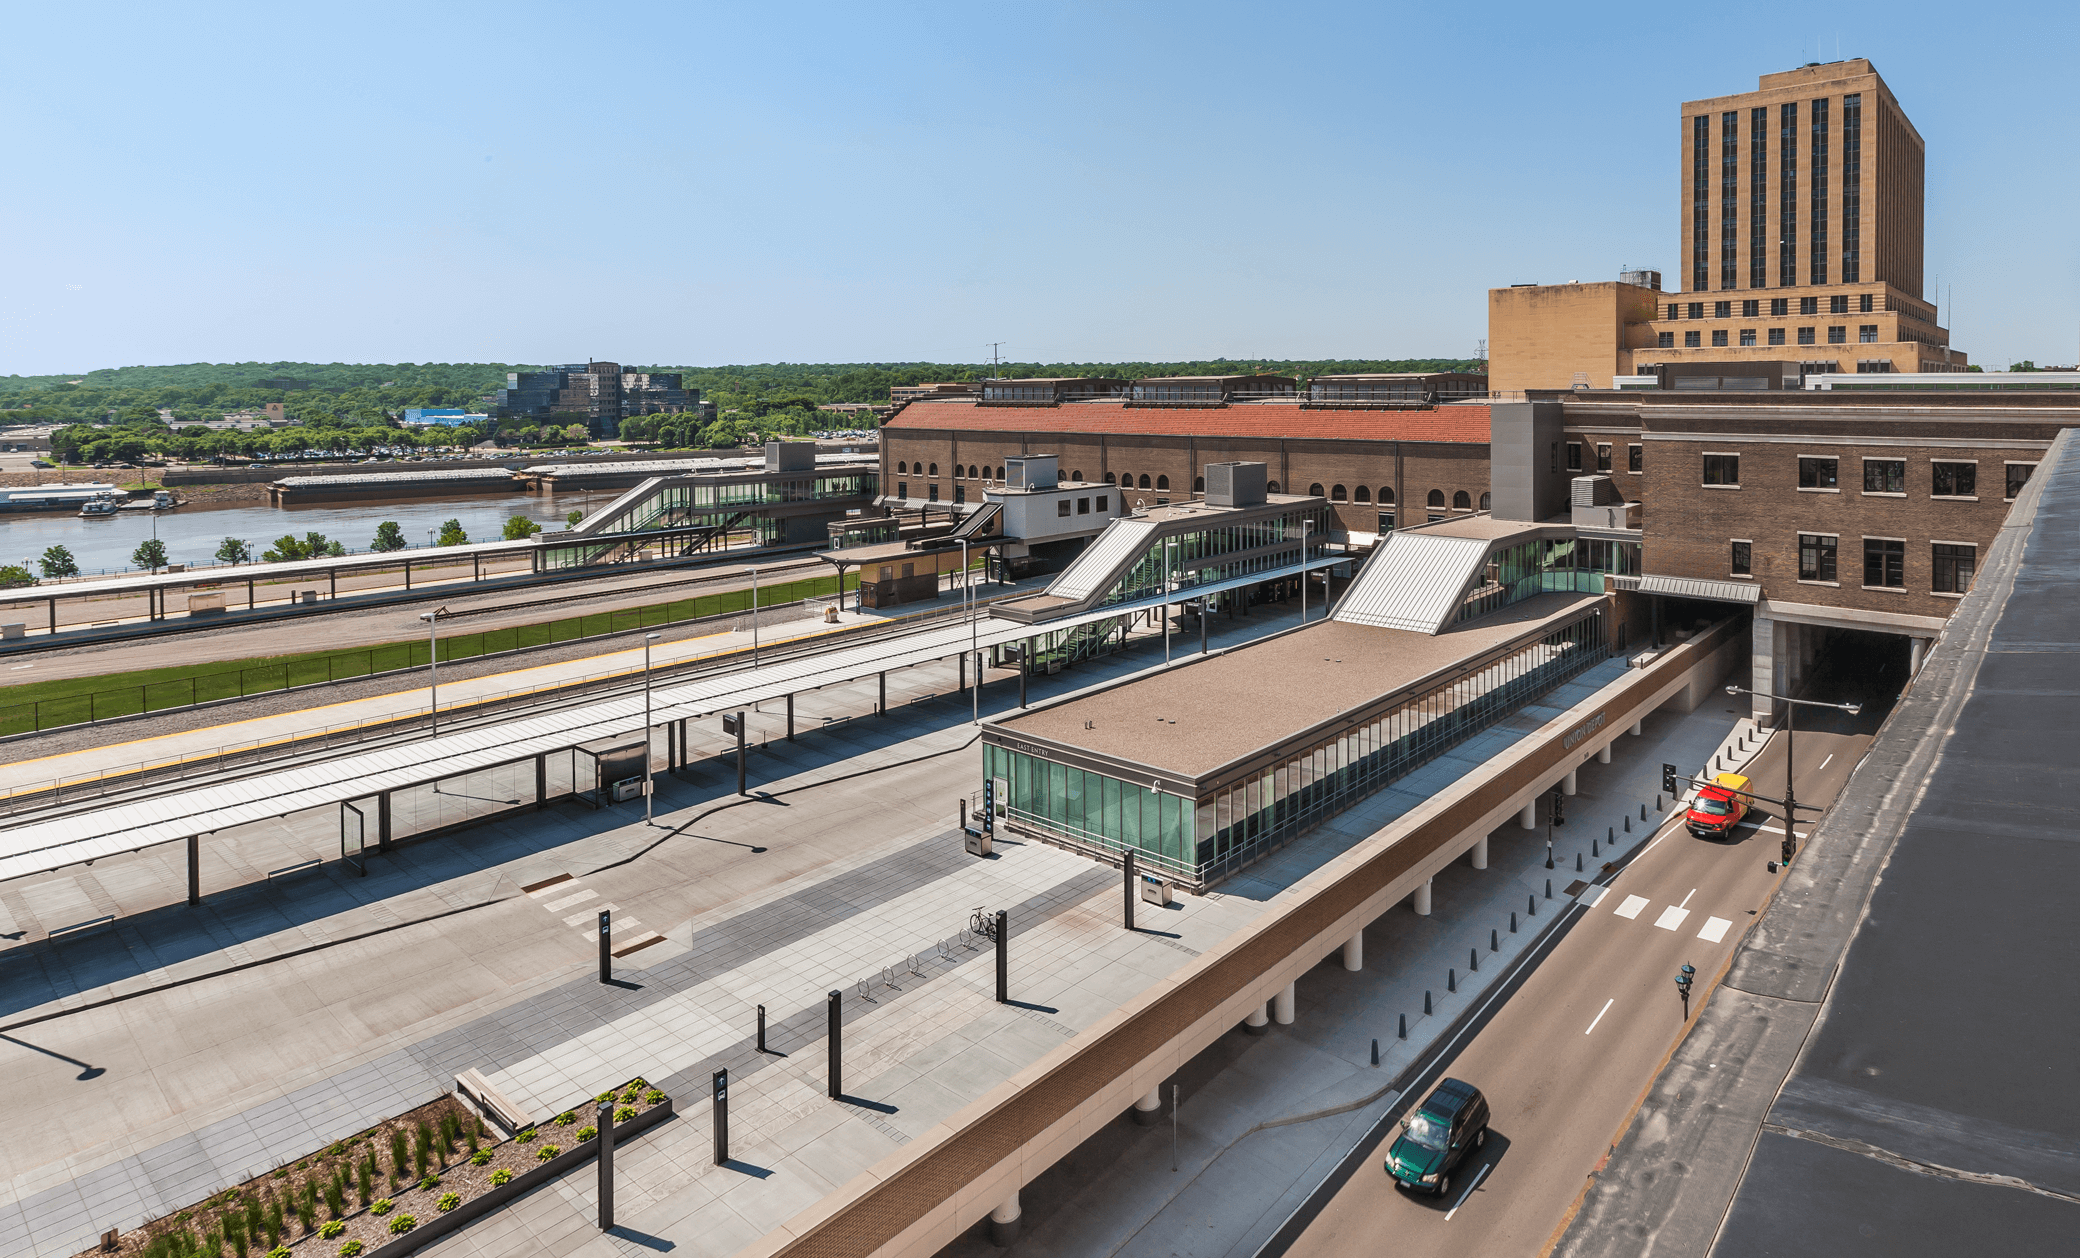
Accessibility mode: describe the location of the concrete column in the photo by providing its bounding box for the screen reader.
[1562,770,1578,796]
[1597,742,1613,764]
[989,1190,1022,1247]
[1342,931,1363,971]
[1244,1003,1270,1035]
[1518,800,1537,829]
[1413,878,1433,916]
[1132,1087,1162,1127]
[1471,835,1489,869]
[1273,983,1295,1025]
[187,834,200,905]
[1910,636,1926,675]
[1631,720,1644,736]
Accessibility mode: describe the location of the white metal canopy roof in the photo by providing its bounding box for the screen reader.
[0,554,1344,884]
[1331,531,1494,634]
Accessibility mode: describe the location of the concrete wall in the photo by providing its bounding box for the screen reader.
[1488,401,1571,522]
[1488,281,1661,392]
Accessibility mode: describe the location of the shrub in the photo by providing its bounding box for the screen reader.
[267,1247,291,1258]
[338,1242,363,1257]
[643,1090,665,1105]
[615,1106,637,1123]
[370,1199,393,1217]
[319,1222,344,1240]
[621,1089,640,1104]
[595,1092,614,1105]
[419,1174,440,1191]
[517,1128,537,1143]
[324,1174,343,1220]
[554,1111,576,1126]
[356,1158,373,1206]
[469,1151,492,1167]
[387,1215,416,1236]
[272,1168,288,1180]
[629,1077,647,1089]
[466,1126,479,1156]
[576,1126,598,1142]
[490,1169,513,1186]
[437,1193,461,1213]
[328,1143,345,1158]
[440,1113,460,1152]
[535,1145,560,1162]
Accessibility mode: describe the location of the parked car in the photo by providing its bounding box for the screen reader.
[1684,772,1751,839]
[1385,1078,1489,1196]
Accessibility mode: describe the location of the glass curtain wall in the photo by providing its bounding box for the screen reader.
[1458,538,1640,623]
[1096,508,1332,608]
[990,608,1609,886]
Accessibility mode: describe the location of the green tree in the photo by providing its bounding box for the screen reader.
[39,545,79,578]
[0,565,36,588]
[260,534,307,562]
[299,531,346,557]
[371,521,408,552]
[215,536,252,565]
[562,424,589,443]
[502,515,543,541]
[436,519,467,546]
[566,509,584,526]
[132,537,169,571]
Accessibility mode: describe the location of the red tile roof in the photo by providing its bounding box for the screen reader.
[885,399,1491,444]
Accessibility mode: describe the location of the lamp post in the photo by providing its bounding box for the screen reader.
[1723,684,1862,863]
[744,566,760,665]
[644,632,662,823]
[418,608,449,736]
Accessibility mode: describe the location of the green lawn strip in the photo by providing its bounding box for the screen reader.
[0,568,856,736]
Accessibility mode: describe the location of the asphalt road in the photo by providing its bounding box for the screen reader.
[1286,665,1890,1257]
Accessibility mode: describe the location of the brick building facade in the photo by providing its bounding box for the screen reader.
[880,397,1493,545]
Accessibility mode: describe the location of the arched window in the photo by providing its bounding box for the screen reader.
[1379,486,1394,504]
[897,461,908,474]
[1453,490,1472,510]
[1104,472,1116,484]
[1156,475,1169,490]
[1354,486,1370,503]
[1427,489,1445,507]
[1331,485,1348,502]
[1194,477,1204,492]
[1071,470,1083,481]
[930,463,939,476]
[1139,474,1152,489]
[1266,481,1280,493]
[1479,491,1492,510]
[995,467,1004,480]
[1309,483,1325,497]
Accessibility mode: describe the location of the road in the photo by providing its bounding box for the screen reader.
[1284,652,1892,1257]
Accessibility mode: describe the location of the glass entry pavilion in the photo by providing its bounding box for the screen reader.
[984,594,1612,888]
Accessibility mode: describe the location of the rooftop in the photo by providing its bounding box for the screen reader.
[993,592,1600,781]
[887,399,1493,444]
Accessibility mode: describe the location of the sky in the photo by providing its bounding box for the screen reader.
[3,0,2075,374]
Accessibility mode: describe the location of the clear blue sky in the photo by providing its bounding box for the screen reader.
[3,1,2074,374]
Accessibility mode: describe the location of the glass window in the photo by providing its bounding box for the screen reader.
[1799,534,1837,581]
[1769,328,1787,345]
[1714,300,1732,318]
[1863,460,1905,493]
[1378,511,1395,534]
[1860,293,1875,313]
[1703,453,1740,485]
[1827,325,1847,343]
[1658,331,1675,349]
[1596,444,1612,472]
[1932,462,1976,497]
[1797,327,1816,345]
[1863,537,1904,588]
[1566,443,1582,471]
[1740,328,1757,346]
[1742,299,1760,317]
[1628,444,1642,472]
[1712,330,1729,347]
[928,484,939,501]
[1771,297,1789,317]
[1057,499,1072,517]
[1932,543,1975,594]
[1829,295,1850,314]
[1731,540,1752,575]
[1859,324,1879,342]
[2007,464,2036,499]
[1687,301,1705,319]
[1685,331,1702,347]
[1800,296,1820,315]
[1798,457,1838,488]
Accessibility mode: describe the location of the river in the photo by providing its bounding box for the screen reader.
[2,490,621,575]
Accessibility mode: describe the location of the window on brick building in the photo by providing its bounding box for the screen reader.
[1687,302,1705,319]
[1859,324,1878,342]
[1566,442,1582,471]
[2006,463,2037,499]
[1770,298,1789,317]
[1712,330,1729,347]
[1742,299,1760,317]
[1597,444,1612,472]
[1730,540,1752,575]
[1685,331,1702,347]
[1800,296,1819,315]
[1797,327,1816,345]
[1714,301,1732,318]
[1827,325,1847,343]
[1932,543,1976,594]
[1799,533,1837,581]
[1658,331,1675,348]
[1799,457,1838,488]
[1863,537,1905,588]
[1628,444,1642,472]
[1860,294,1875,312]
[1740,329,1757,346]
[1702,453,1740,485]
[1830,295,1850,314]
[1931,462,1976,497]
[1769,328,1787,345]
[1863,459,1905,493]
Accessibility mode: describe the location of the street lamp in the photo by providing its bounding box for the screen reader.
[419,607,449,736]
[1724,684,1862,863]
[644,632,662,823]
[744,566,760,665]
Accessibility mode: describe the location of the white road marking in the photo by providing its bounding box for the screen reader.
[545,889,598,911]
[1653,906,1691,931]
[564,905,619,926]
[1578,885,1610,908]
[1819,753,1834,771]
[1445,1160,1492,1220]
[8,664,32,671]
[1698,916,1733,943]
[1585,998,1615,1034]
[1677,888,1696,909]
[1614,894,1650,919]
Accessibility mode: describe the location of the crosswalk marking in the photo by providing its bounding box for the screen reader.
[1613,894,1650,920]
[1697,916,1733,943]
[1577,885,1610,908]
[1653,906,1690,931]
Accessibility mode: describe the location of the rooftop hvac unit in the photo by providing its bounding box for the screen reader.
[1619,268,1662,291]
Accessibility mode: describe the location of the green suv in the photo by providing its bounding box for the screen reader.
[1385,1078,1489,1196]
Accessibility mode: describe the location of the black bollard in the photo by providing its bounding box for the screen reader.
[1470,946,1478,972]
[1577,851,1584,872]
[995,909,1009,1004]
[712,1069,729,1166]
[1448,968,1457,993]
[756,1003,767,1054]
[1625,814,1633,833]
[598,909,612,984]
[1546,878,1553,899]
[1423,990,1432,1015]
[1124,852,1137,932]
[1491,928,1499,951]
[597,1097,615,1231]
[1398,1013,1407,1039]
[1371,1038,1379,1066]
[827,990,842,1098]
[1510,911,1518,932]
[1594,836,1601,857]
[1529,894,1537,916]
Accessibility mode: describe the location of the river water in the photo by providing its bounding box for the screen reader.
[1,489,620,575]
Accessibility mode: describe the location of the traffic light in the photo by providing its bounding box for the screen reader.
[1781,833,1796,864]
[1662,763,1678,795]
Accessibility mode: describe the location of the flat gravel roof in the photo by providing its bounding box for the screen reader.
[995,592,1602,780]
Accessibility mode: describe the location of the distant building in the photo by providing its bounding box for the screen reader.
[489,362,695,436]
[889,382,981,403]
[403,409,491,427]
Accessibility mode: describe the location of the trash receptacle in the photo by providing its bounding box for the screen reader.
[611,777,647,802]
[964,828,992,857]
[1139,874,1172,907]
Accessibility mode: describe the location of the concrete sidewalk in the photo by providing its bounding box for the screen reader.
[934,688,1751,1258]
